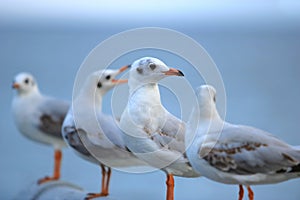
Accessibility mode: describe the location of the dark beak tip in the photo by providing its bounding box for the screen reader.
[178,70,184,76]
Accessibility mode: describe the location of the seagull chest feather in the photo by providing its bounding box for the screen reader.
[128,84,164,129]
[12,94,41,134]
[12,93,61,146]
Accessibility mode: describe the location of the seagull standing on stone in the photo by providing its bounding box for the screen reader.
[120,57,200,200]
[186,85,300,200]
[12,72,69,184]
[62,67,149,200]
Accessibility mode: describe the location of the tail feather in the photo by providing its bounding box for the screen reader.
[290,164,300,173]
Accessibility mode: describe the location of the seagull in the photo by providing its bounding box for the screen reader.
[62,66,149,200]
[186,85,300,200]
[119,57,200,200]
[12,72,69,184]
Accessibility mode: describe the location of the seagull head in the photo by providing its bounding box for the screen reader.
[12,72,39,96]
[82,66,129,97]
[128,57,184,90]
[196,85,217,105]
[195,85,219,119]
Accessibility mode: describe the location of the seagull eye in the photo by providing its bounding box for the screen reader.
[136,67,143,74]
[97,82,102,88]
[149,63,156,70]
[105,75,111,80]
[24,78,29,84]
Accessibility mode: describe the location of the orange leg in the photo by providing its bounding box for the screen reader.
[238,185,244,200]
[38,149,62,184]
[101,164,107,194]
[85,164,111,200]
[104,167,112,195]
[166,174,174,200]
[247,186,254,200]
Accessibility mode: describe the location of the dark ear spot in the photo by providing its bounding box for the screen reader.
[97,82,102,88]
[149,63,156,70]
[213,95,216,103]
[136,67,143,74]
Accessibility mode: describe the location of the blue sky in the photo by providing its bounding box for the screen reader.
[1,0,300,28]
[1,1,300,200]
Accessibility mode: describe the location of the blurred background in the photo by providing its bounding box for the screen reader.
[1,0,300,199]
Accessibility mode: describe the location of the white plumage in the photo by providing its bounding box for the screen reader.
[120,57,200,200]
[186,85,300,200]
[62,67,149,199]
[12,72,69,184]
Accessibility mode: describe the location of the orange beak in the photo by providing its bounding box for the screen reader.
[112,65,130,84]
[12,83,20,89]
[163,68,184,76]
[112,79,128,84]
[119,65,130,73]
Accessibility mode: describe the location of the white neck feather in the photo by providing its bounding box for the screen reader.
[129,83,162,106]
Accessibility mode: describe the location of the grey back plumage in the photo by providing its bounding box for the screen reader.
[37,97,70,139]
[201,124,300,175]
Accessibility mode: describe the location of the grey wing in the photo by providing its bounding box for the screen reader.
[37,97,70,139]
[97,113,126,150]
[201,125,300,175]
[62,110,94,158]
[63,124,91,157]
[158,110,186,154]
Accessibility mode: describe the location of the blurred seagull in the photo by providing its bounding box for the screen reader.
[62,66,149,200]
[186,85,300,200]
[120,57,200,200]
[12,72,69,184]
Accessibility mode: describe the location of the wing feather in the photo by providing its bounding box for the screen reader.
[200,125,300,175]
[37,97,69,139]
